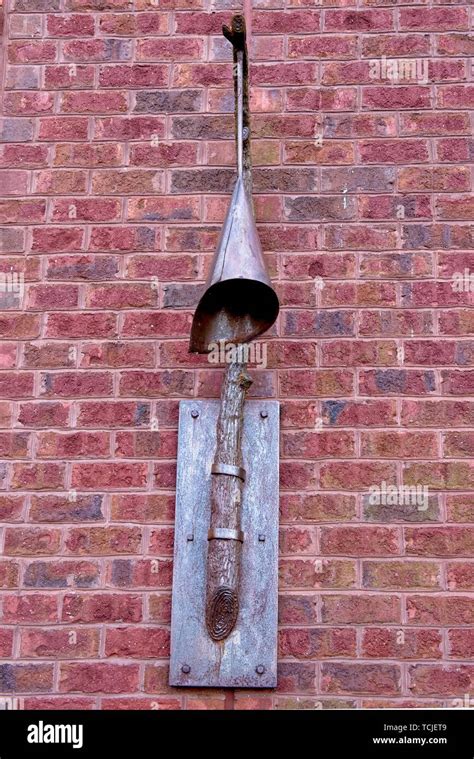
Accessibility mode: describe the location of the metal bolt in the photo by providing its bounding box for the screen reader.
[187,534,194,542]
[260,410,268,419]
[255,665,265,675]
[242,127,249,140]
[182,664,191,674]
[191,409,199,418]
[258,534,266,543]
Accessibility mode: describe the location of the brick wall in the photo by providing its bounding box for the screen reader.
[0,0,473,710]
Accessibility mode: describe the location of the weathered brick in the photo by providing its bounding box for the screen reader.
[322,663,400,695]
[60,663,139,694]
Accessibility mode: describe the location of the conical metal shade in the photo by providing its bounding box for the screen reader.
[189,177,279,354]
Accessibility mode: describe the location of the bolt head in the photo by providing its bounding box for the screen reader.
[255,665,265,675]
[258,534,266,542]
[191,410,199,419]
[186,534,194,542]
[260,410,268,419]
[181,664,191,674]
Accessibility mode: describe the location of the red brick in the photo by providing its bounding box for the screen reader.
[437,33,474,56]
[47,15,95,37]
[289,35,356,60]
[362,629,442,660]
[322,595,401,624]
[279,559,356,590]
[4,528,61,556]
[325,10,393,32]
[363,561,441,590]
[63,39,132,63]
[0,664,54,693]
[71,463,147,490]
[77,401,150,428]
[61,91,128,114]
[62,593,142,623]
[105,627,170,658]
[321,527,400,557]
[11,463,65,490]
[0,630,14,657]
[320,462,397,491]
[108,558,173,588]
[279,628,355,660]
[60,663,139,694]
[23,560,100,589]
[111,494,174,522]
[3,595,58,624]
[402,401,474,427]
[54,143,123,167]
[409,665,474,696]
[8,41,57,64]
[0,145,48,168]
[447,496,474,524]
[99,64,169,89]
[101,697,180,710]
[39,117,89,141]
[400,8,468,32]
[322,663,400,695]
[47,311,115,337]
[18,402,70,429]
[39,370,114,397]
[406,527,474,557]
[80,341,154,369]
[44,64,95,89]
[119,369,194,397]
[448,629,474,659]
[408,595,474,626]
[30,494,104,523]
[65,526,141,557]
[20,629,99,658]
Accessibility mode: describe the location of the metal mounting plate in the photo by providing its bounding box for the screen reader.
[169,399,279,688]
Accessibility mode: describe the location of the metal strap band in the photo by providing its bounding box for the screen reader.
[208,528,244,543]
[211,462,246,482]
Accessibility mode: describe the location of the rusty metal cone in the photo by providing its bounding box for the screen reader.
[189,176,279,354]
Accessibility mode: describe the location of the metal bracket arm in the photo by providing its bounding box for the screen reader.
[211,462,246,481]
[208,528,245,542]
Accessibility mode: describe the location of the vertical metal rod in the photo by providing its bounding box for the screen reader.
[236,49,244,179]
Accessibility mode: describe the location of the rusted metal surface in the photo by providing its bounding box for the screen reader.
[189,14,279,355]
[205,362,251,641]
[169,399,279,688]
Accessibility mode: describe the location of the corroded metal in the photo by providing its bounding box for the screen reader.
[205,362,250,640]
[169,400,279,688]
[189,15,279,355]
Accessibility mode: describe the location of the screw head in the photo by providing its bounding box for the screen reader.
[258,534,266,543]
[260,410,268,419]
[181,664,191,674]
[191,410,199,419]
[255,665,265,675]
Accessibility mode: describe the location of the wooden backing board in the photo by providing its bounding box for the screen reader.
[169,399,279,688]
